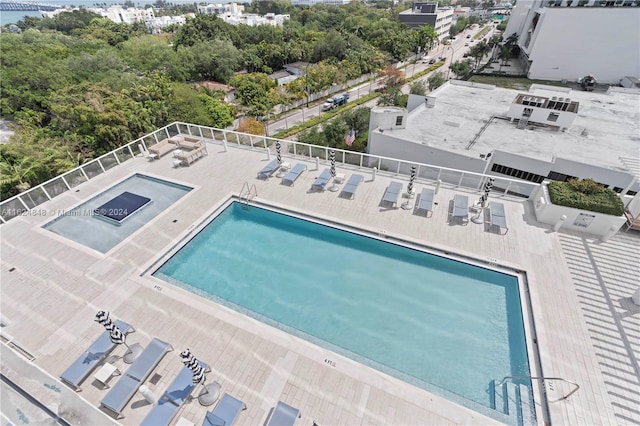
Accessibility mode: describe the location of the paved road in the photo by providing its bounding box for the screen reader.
[267,26,496,136]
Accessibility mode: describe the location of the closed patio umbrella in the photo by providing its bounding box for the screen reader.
[480,177,494,207]
[181,348,220,406]
[275,141,282,165]
[95,310,142,363]
[329,150,339,192]
[402,165,417,210]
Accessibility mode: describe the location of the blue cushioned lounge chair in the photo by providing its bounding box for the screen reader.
[340,174,363,200]
[382,181,402,207]
[488,201,508,234]
[258,159,280,179]
[416,187,435,217]
[202,393,247,426]
[282,163,306,186]
[60,319,134,392]
[450,194,469,225]
[311,168,332,191]
[100,338,172,419]
[265,401,300,426]
[141,363,209,426]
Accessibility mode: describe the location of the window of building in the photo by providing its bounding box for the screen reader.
[395,116,403,126]
[547,112,560,122]
[548,171,577,182]
[522,108,533,117]
[613,187,623,193]
[491,163,546,184]
[627,190,638,196]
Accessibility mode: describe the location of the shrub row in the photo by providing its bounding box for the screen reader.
[547,179,624,216]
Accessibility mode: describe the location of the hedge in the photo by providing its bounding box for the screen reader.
[547,179,624,216]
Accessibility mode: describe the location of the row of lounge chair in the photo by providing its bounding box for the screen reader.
[257,160,366,200]
[381,181,509,233]
[60,323,301,425]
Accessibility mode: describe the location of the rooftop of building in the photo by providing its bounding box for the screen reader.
[387,82,640,172]
[1,125,638,426]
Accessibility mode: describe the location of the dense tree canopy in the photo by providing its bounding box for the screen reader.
[1,1,442,199]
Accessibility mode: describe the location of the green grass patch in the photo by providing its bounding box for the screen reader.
[548,179,624,216]
[467,75,571,91]
[473,25,491,40]
[406,61,445,83]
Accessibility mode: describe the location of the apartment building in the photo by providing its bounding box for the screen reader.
[504,0,640,83]
[398,3,454,40]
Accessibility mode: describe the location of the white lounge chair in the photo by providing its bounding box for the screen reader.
[265,401,300,426]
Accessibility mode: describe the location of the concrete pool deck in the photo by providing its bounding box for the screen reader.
[1,138,638,425]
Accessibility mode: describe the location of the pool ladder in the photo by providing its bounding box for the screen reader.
[239,182,257,208]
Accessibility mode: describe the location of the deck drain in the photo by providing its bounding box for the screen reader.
[9,267,16,272]
[149,373,162,385]
[172,219,178,223]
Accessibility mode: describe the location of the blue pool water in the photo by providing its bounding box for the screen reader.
[154,202,530,410]
[44,174,191,253]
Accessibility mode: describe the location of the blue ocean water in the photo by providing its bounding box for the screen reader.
[1,0,226,25]
[154,202,531,409]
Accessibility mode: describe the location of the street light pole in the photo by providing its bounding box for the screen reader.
[446,46,456,80]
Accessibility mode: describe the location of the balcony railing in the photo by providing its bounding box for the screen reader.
[0,122,538,223]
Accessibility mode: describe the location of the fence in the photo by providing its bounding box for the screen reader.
[0,122,538,223]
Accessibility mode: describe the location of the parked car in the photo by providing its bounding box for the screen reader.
[429,58,436,64]
[466,34,471,38]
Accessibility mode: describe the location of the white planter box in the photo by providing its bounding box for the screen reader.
[530,181,626,239]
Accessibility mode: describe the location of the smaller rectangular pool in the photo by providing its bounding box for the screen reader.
[43,174,191,253]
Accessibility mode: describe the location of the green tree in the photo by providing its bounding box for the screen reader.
[409,80,427,95]
[189,39,242,83]
[417,24,438,53]
[468,40,490,69]
[377,86,403,107]
[428,71,446,90]
[450,60,472,79]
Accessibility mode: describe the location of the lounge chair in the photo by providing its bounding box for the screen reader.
[282,163,306,186]
[311,168,332,191]
[340,174,364,200]
[416,188,435,217]
[141,363,209,426]
[265,401,300,426]
[382,181,403,207]
[258,159,280,179]
[100,338,173,419]
[60,320,134,392]
[488,201,508,234]
[450,194,469,225]
[202,393,247,426]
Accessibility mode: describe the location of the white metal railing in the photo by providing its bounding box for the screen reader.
[0,122,539,223]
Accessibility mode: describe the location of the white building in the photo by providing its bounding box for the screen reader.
[504,0,640,83]
[198,3,289,26]
[367,81,640,197]
[290,0,352,5]
[399,3,454,40]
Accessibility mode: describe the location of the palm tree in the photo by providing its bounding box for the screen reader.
[498,45,511,73]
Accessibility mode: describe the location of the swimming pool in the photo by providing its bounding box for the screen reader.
[43,174,191,253]
[154,202,531,415]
